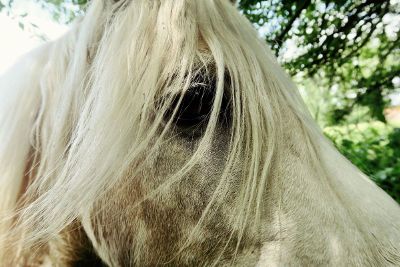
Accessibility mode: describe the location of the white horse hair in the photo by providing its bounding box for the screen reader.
[0,0,399,266]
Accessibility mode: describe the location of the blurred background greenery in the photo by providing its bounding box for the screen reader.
[1,0,399,202]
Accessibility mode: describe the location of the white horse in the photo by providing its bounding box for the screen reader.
[0,0,399,266]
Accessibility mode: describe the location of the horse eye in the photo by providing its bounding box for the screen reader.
[171,84,215,128]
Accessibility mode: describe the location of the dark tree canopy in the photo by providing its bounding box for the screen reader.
[240,0,399,124]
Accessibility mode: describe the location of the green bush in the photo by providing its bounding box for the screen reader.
[324,122,400,204]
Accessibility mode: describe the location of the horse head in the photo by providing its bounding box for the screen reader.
[0,0,399,266]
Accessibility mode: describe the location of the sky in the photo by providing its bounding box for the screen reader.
[0,0,399,105]
[0,0,68,74]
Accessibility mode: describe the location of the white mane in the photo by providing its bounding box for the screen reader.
[0,0,399,265]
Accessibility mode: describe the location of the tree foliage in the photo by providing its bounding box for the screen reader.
[326,123,400,203]
[240,0,399,124]
[35,0,87,23]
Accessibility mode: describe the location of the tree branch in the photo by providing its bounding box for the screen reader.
[274,0,311,51]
